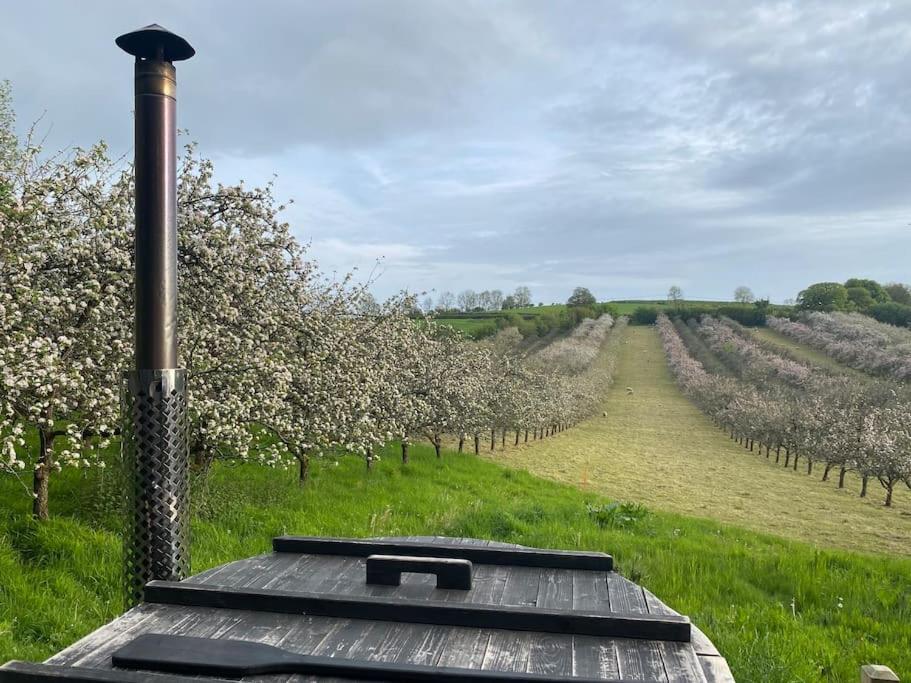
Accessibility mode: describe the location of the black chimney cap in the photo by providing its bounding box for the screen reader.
[116,24,195,61]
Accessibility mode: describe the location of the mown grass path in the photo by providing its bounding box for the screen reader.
[492,325,910,556]
[751,326,870,380]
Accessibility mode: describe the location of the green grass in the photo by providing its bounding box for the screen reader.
[2,443,910,681]
[510,304,569,315]
[751,327,870,380]
[433,317,492,334]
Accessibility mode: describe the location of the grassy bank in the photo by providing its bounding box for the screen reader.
[1,444,910,682]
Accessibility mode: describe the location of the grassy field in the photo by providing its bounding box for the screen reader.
[433,317,492,334]
[492,325,910,555]
[2,445,910,682]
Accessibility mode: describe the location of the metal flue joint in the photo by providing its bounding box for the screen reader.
[117,24,194,607]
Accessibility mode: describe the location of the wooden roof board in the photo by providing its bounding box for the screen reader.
[205,551,640,615]
[22,537,733,682]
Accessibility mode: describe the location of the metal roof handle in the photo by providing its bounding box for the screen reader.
[366,554,473,590]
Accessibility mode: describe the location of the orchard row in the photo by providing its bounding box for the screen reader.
[657,314,910,506]
[0,140,621,518]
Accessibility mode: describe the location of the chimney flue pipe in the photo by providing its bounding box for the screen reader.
[116,24,194,607]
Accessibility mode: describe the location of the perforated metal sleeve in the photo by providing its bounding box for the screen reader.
[122,368,189,606]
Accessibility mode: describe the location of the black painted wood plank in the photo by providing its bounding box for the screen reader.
[607,574,648,615]
[572,636,621,679]
[267,555,349,593]
[642,588,676,617]
[445,564,510,606]
[525,633,573,676]
[144,580,691,641]
[698,655,736,683]
[44,606,159,667]
[537,568,573,611]
[573,570,612,613]
[615,640,668,683]
[394,626,451,667]
[230,553,302,589]
[273,536,612,571]
[57,606,236,669]
[109,633,666,682]
[434,628,493,669]
[308,618,376,660]
[257,552,327,590]
[188,553,270,585]
[226,611,346,683]
[481,631,533,673]
[499,567,543,608]
[657,642,708,683]
[0,661,240,683]
[348,622,414,663]
[688,627,721,658]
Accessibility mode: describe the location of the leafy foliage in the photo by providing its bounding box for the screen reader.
[586,501,649,529]
[567,286,596,307]
[796,282,850,312]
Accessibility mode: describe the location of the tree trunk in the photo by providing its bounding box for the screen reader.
[838,466,847,488]
[524,429,528,443]
[434,438,441,458]
[298,454,310,484]
[765,444,770,457]
[501,428,506,448]
[793,454,799,471]
[806,459,813,475]
[365,449,373,471]
[514,430,520,446]
[822,462,833,481]
[860,475,868,497]
[458,436,464,453]
[401,442,409,464]
[490,429,495,450]
[474,434,480,454]
[775,445,781,463]
[749,439,754,451]
[32,428,54,520]
[784,451,791,468]
[884,482,894,507]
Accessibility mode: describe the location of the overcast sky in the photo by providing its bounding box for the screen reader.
[4,1,911,304]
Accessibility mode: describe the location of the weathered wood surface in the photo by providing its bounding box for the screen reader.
[37,536,733,682]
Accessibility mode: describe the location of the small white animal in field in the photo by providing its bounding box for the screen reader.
[626,386,634,395]
[602,411,608,417]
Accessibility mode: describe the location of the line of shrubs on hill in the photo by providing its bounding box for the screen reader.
[629,301,792,327]
[444,303,617,340]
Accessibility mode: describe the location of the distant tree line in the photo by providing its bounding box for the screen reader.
[421,286,535,314]
[796,278,911,327]
[421,285,615,340]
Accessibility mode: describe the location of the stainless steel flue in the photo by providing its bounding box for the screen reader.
[116,24,194,606]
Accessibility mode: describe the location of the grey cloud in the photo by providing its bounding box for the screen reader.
[3,1,911,304]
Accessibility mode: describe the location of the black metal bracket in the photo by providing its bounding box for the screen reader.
[366,554,472,590]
